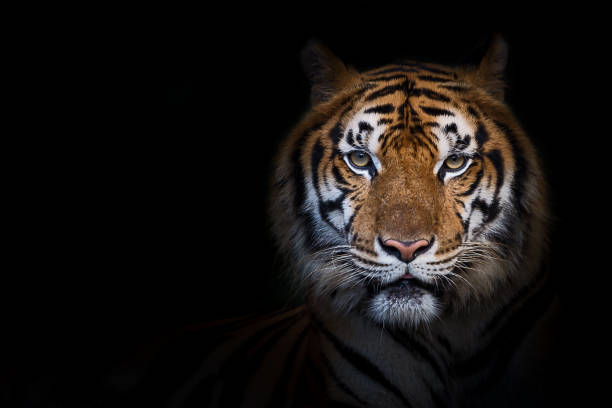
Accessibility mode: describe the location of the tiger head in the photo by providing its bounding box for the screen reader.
[270,37,548,329]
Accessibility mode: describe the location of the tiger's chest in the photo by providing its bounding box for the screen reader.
[115,292,558,408]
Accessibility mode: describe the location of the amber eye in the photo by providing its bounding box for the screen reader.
[444,154,466,170]
[348,151,372,168]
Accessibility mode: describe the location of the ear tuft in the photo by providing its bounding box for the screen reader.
[477,35,509,99]
[301,40,355,105]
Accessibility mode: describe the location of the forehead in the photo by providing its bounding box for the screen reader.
[339,65,481,158]
[356,61,466,116]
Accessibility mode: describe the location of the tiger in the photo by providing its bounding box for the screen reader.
[115,36,559,408]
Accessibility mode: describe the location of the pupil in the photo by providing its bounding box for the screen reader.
[349,151,371,168]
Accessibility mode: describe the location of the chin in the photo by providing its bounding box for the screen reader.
[366,280,443,329]
[324,273,446,329]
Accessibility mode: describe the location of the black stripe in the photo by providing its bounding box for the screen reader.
[467,106,480,118]
[365,80,410,102]
[474,284,555,393]
[427,252,460,265]
[482,265,549,336]
[413,134,436,159]
[346,130,355,146]
[420,106,455,117]
[494,121,528,216]
[320,195,347,220]
[310,138,338,233]
[455,135,471,150]
[420,124,439,145]
[410,125,438,154]
[417,75,451,83]
[402,63,453,76]
[339,103,354,119]
[322,353,369,406]
[380,129,401,155]
[474,124,489,147]
[460,212,469,233]
[289,86,369,251]
[378,118,393,125]
[353,256,393,268]
[336,85,372,110]
[439,85,466,92]
[413,88,451,102]
[292,124,325,250]
[329,123,343,144]
[387,330,450,398]
[416,65,453,76]
[267,325,310,408]
[311,138,325,185]
[443,123,458,134]
[217,312,304,407]
[396,103,406,124]
[367,73,410,82]
[312,140,347,234]
[344,213,355,235]
[485,149,505,197]
[366,66,418,76]
[455,273,555,393]
[331,162,351,189]
[315,318,413,408]
[457,168,483,196]
[471,196,501,224]
[364,104,395,114]
[359,121,374,133]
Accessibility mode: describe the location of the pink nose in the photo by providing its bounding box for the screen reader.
[383,239,430,262]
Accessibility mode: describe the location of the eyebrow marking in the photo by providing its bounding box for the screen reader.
[358,121,374,133]
[364,104,395,114]
[420,106,455,117]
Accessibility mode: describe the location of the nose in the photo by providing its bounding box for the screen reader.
[382,239,431,262]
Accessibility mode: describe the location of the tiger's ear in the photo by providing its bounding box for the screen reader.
[301,41,359,105]
[474,35,509,100]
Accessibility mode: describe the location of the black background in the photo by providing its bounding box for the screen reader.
[5,6,609,406]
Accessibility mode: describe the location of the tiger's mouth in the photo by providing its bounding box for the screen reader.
[366,272,445,299]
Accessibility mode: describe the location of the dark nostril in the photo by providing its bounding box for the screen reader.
[379,238,403,259]
[413,238,434,259]
[382,238,432,262]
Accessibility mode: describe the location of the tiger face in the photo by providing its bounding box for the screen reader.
[271,38,546,328]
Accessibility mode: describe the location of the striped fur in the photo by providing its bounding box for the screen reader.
[127,38,558,407]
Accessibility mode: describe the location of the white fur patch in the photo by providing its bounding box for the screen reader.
[339,108,387,159]
[432,111,478,180]
[368,286,440,328]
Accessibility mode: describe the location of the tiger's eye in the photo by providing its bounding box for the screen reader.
[444,155,466,169]
[349,151,371,167]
